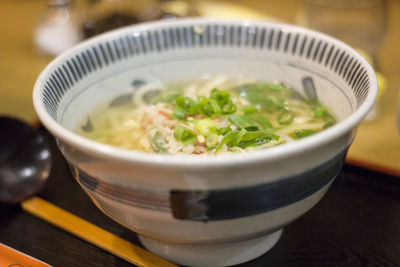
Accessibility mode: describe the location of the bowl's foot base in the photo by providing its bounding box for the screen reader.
[138,229,283,267]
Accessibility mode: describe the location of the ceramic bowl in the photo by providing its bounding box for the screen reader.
[33,18,376,267]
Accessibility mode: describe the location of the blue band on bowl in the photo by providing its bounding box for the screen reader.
[170,150,347,221]
[72,149,347,221]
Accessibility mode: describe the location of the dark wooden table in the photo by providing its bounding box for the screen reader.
[1,129,400,267]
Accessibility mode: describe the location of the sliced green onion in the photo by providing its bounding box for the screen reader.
[323,121,335,129]
[237,131,279,148]
[314,105,326,118]
[243,89,262,105]
[170,96,199,120]
[229,114,259,131]
[311,102,336,128]
[198,97,221,117]
[205,134,218,148]
[215,130,239,152]
[263,95,285,112]
[293,129,317,140]
[210,88,229,105]
[239,131,271,141]
[234,83,290,110]
[277,110,295,125]
[210,88,237,114]
[235,128,248,146]
[151,131,167,153]
[251,116,273,130]
[232,84,262,105]
[221,101,236,114]
[242,105,258,115]
[174,125,197,144]
[322,113,336,124]
[238,136,272,148]
[209,99,222,116]
[218,125,232,135]
[170,105,187,120]
[216,128,247,151]
[194,119,218,136]
[177,96,199,115]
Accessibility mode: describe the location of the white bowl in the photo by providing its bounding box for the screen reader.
[33,18,376,267]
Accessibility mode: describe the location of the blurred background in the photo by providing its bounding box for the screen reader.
[0,0,399,175]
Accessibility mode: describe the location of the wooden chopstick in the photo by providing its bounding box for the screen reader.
[21,197,178,267]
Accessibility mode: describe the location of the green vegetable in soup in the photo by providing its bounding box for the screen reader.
[293,129,318,140]
[151,131,167,153]
[78,78,337,155]
[174,125,197,144]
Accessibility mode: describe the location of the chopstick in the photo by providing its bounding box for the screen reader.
[21,197,178,267]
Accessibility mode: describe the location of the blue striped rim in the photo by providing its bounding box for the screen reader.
[41,23,372,120]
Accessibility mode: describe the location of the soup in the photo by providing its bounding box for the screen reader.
[77,77,336,154]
